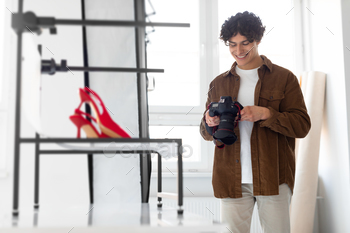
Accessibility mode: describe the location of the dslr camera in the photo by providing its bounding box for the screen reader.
[206,96,243,146]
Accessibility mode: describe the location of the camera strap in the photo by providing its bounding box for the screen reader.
[234,102,243,127]
[213,138,225,149]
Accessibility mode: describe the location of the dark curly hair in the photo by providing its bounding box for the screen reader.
[220,11,266,44]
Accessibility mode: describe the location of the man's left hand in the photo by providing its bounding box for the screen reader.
[240,106,271,122]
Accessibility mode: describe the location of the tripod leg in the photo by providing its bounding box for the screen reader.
[34,133,40,209]
[88,154,94,204]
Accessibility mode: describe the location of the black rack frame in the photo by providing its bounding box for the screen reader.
[11,0,189,216]
[26,137,184,215]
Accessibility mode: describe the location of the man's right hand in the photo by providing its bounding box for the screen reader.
[205,110,220,127]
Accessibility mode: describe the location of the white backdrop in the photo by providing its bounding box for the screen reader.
[85,0,141,204]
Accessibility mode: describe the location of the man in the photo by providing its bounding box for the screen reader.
[200,11,311,233]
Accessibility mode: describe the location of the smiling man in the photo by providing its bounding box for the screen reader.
[200,11,311,233]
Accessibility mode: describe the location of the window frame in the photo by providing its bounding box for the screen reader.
[148,0,219,174]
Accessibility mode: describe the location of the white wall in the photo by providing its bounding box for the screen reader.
[305,0,350,232]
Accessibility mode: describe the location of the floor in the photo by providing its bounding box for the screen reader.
[0,201,225,233]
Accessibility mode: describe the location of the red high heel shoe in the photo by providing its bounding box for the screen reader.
[69,114,110,138]
[75,87,131,138]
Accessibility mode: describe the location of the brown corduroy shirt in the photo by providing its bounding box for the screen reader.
[200,55,311,198]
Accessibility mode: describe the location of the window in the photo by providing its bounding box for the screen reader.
[146,1,200,107]
[146,0,298,173]
[146,0,214,173]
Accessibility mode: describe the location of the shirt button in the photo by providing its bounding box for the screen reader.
[270,96,273,99]
[236,78,239,81]
[233,97,237,100]
[236,159,239,163]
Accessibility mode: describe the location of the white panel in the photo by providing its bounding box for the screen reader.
[21,33,43,133]
[291,71,326,233]
[85,0,141,204]
[21,0,88,207]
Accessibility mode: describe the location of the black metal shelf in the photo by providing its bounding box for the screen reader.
[30,137,184,215]
[11,0,189,217]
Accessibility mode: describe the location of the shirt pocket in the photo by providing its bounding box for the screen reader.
[259,90,285,111]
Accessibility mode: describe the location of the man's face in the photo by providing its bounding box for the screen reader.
[227,33,260,69]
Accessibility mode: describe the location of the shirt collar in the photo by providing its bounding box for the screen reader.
[227,55,273,77]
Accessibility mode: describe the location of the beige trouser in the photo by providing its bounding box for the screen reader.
[220,183,291,233]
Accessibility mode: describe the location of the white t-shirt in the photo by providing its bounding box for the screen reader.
[235,66,259,184]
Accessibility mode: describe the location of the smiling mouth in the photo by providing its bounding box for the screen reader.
[235,45,255,59]
[236,52,249,59]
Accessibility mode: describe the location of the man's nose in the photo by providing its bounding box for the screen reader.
[236,44,243,55]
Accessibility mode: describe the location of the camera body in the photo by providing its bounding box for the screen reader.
[206,96,243,145]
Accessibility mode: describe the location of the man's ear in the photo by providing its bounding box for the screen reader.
[256,40,261,46]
